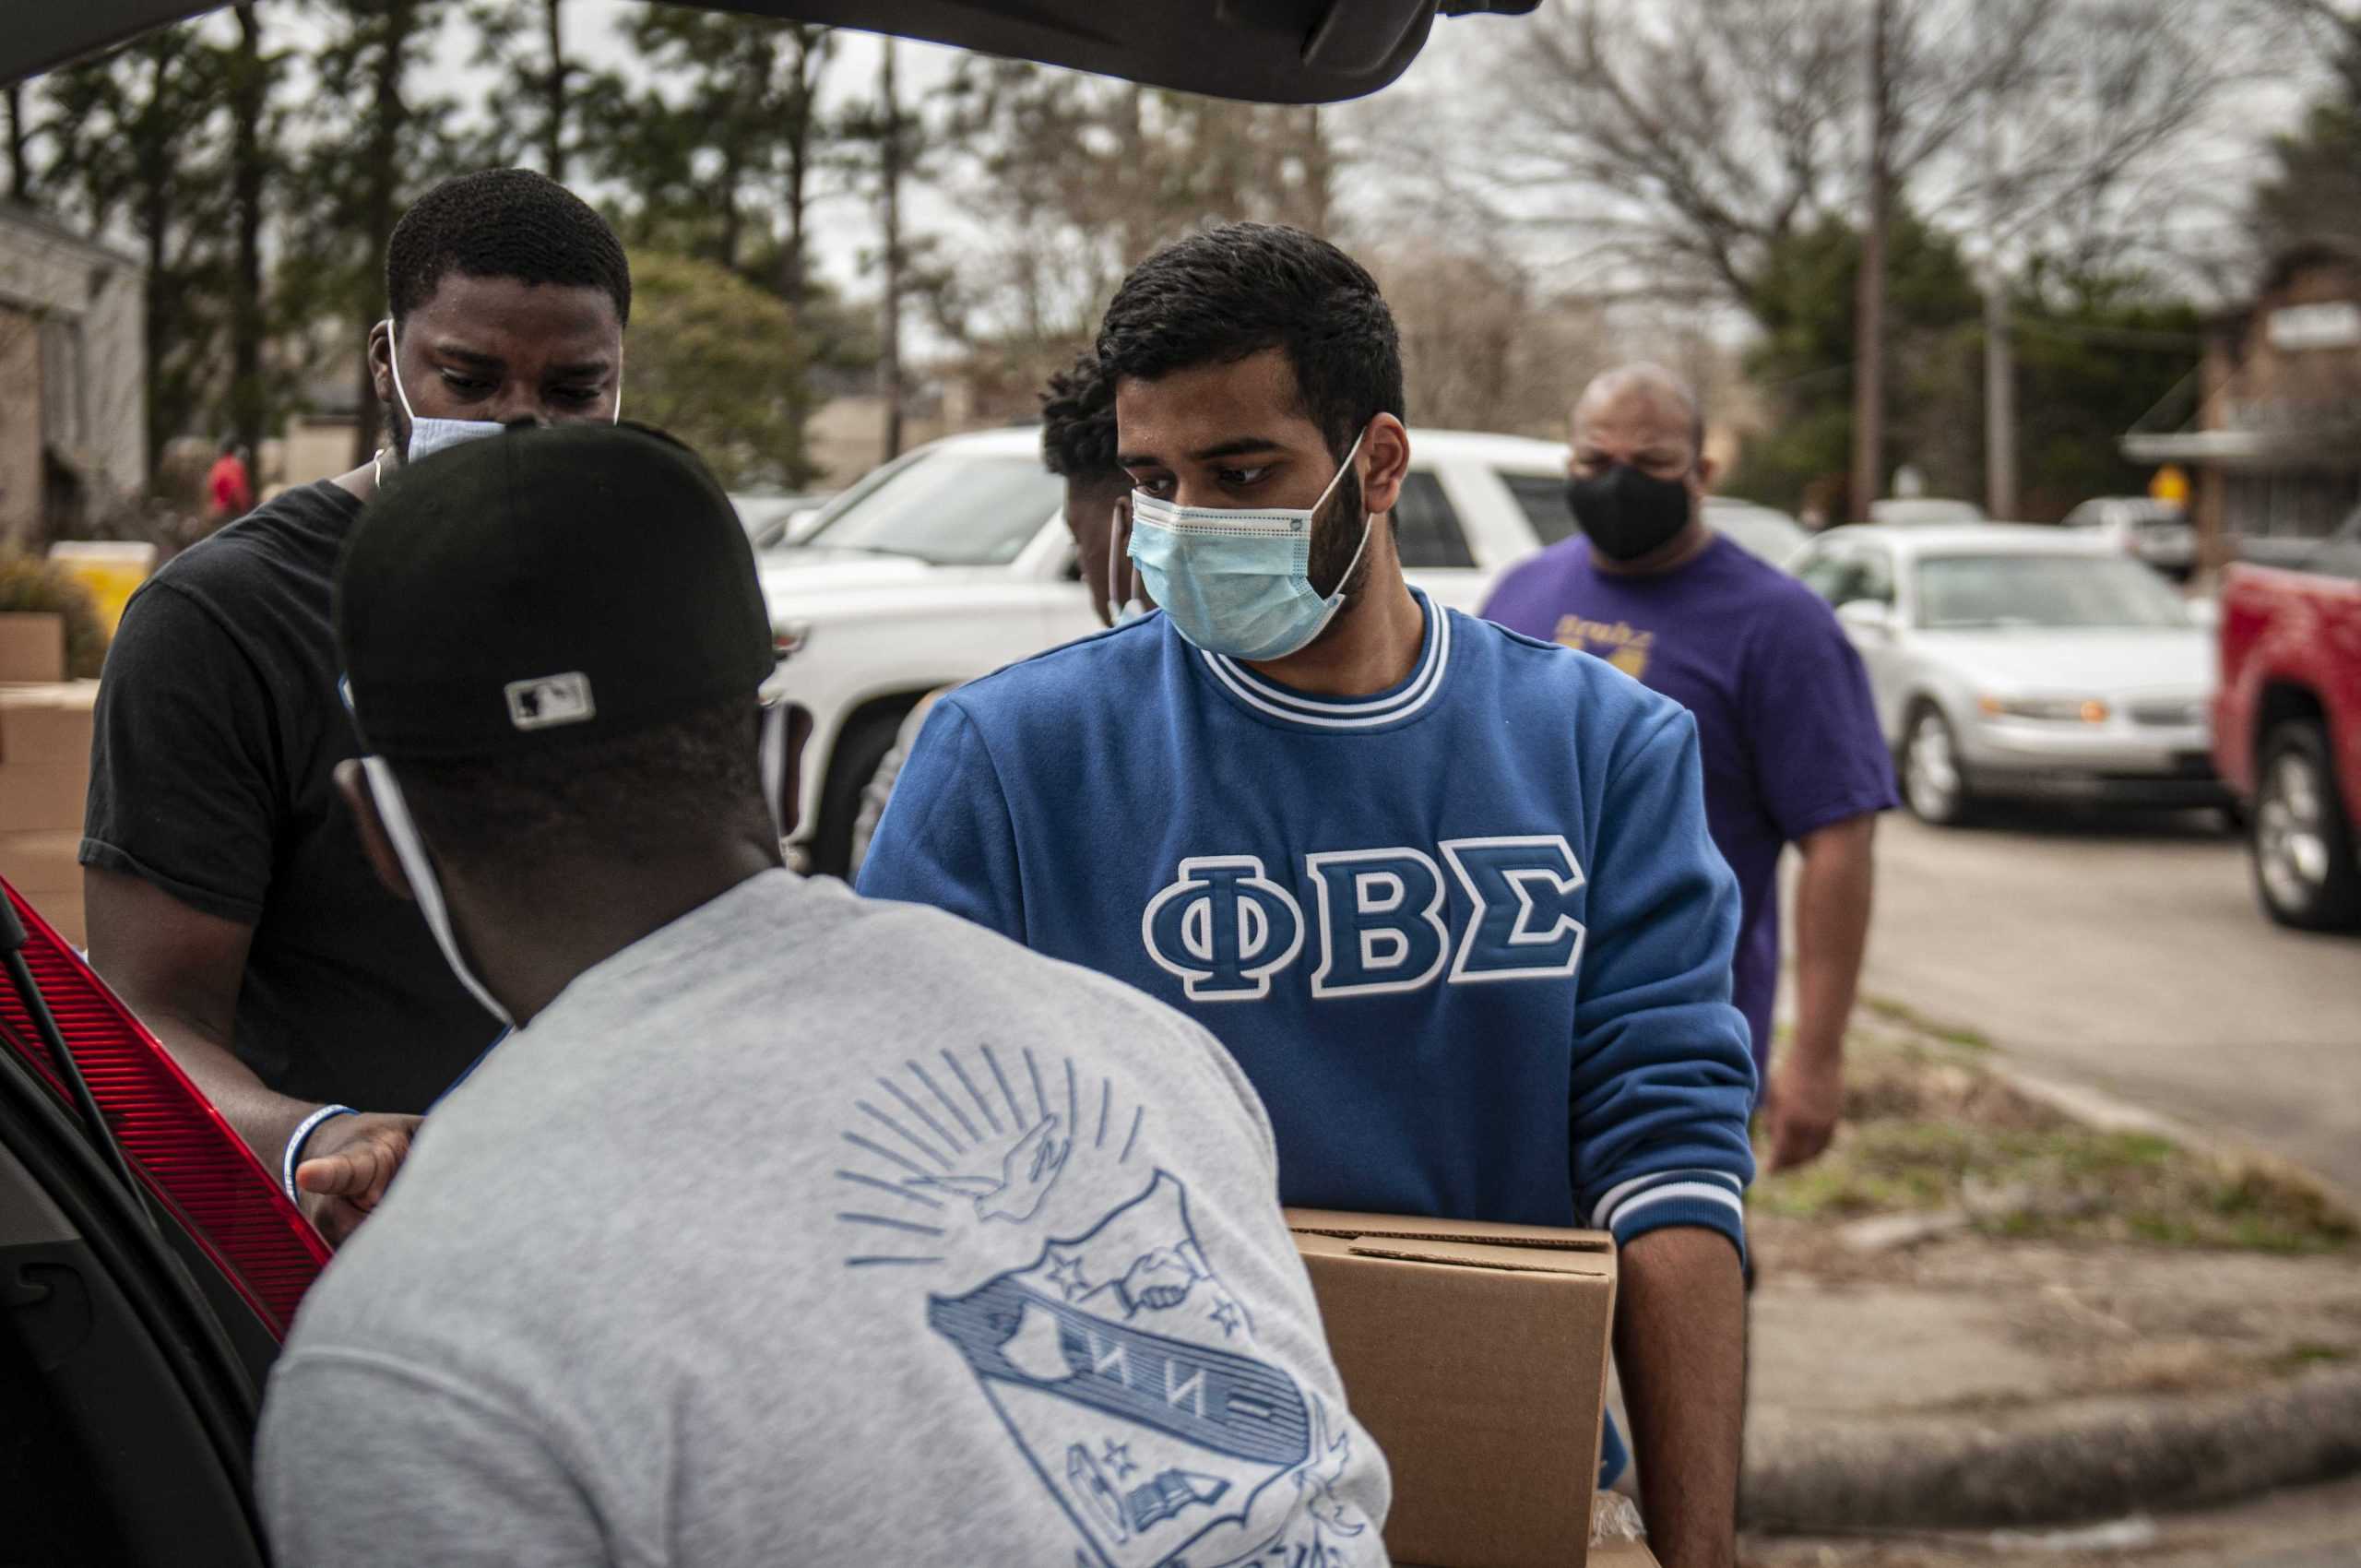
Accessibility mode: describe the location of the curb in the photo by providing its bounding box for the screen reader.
[1741,1367,2361,1532]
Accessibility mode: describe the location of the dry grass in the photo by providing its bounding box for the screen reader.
[1752,1035,2358,1254]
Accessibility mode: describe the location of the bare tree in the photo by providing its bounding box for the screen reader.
[933,61,1348,382]
[1482,0,2238,311]
[1370,243,1616,435]
[1480,0,1868,303]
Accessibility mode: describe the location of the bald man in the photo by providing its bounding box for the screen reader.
[1482,366,1897,1172]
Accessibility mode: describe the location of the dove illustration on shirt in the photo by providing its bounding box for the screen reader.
[908,1114,1071,1223]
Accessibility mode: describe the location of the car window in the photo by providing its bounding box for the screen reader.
[1916,553,2190,629]
[1855,544,1896,605]
[1497,470,1578,548]
[1710,508,1808,565]
[1795,546,1863,604]
[1391,470,1477,569]
[799,445,926,532]
[802,452,1063,567]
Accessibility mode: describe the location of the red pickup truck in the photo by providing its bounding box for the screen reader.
[2214,515,2361,931]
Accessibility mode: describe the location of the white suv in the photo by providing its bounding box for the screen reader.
[763,423,1578,874]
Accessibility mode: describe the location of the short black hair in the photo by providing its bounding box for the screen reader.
[386,168,632,328]
[393,695,763,876]
[1039,350,1122,482]
[1096,222,1405,460]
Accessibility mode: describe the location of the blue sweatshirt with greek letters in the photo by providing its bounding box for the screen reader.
[859,591,1757,1264]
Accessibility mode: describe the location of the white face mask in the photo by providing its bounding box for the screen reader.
[380,316,624,467]
[359,690,795,1031]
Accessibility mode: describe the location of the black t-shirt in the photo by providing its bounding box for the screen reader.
[81,481,501,1113]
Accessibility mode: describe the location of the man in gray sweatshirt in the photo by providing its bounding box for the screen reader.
[255,422,1389,1568]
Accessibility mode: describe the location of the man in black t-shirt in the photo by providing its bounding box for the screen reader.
[82,169,633,1243]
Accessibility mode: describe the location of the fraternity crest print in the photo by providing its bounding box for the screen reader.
[834,1046,1376,1568]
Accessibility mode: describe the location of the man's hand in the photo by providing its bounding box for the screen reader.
[296,1112,421,1246]
[1774,814,1877,1172]
[1763,1047,1844,1170]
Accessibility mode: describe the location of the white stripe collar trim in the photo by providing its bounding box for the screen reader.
[1198,589,1453,731]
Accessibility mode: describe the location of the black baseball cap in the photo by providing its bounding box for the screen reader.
[337,422,773,763]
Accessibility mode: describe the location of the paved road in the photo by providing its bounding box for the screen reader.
[1821,807,2361,1196]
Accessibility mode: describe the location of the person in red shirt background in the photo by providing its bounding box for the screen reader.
[206,437,255,521]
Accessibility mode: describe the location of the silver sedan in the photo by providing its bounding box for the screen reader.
[1790,524,2227,825]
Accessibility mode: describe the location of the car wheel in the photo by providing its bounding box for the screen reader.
[2250,720,2361,932]
[810,701,921,883]
[1901,704,1975,826]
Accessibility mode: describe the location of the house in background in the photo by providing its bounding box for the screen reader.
[0,204,145,546]
[2125,244,2361,572]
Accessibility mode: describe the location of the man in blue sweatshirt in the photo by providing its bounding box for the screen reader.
[860,223,1756,1568]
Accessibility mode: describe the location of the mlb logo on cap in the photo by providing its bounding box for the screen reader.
[505,671,597,731]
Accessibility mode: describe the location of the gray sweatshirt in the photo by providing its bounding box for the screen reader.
[257,870,1389,1567]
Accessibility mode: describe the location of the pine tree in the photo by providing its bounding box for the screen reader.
[41,24,231,475]
[464,0,579,178]
[282,0,460,466]
[224,5,282,457]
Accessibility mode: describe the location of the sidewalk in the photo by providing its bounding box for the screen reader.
[1734,1020,2361,1540]
[1744,1218,2361,1531]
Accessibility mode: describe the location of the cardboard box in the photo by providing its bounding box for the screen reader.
[1287,1209,1618,1568]
[0,683,98,833]
[0,829,85,946]
[0,613,65,683]
[1587,1543,1659,1568]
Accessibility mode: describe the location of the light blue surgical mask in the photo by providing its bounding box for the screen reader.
[1127,431,1370,661]
[379,316,625,468]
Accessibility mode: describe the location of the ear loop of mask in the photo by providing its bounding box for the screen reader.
[361,689,777,1037]
[1108,504,1145,625]
[1319,430,1377,610]
[359,755,516,1029]
[758,671,793,841]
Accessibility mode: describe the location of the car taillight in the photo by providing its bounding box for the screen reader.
[0,879,330,1338]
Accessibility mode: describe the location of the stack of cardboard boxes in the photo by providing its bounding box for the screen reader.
[0,612,95,945]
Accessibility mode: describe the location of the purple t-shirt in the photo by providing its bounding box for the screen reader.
[1481,533,1897,1075]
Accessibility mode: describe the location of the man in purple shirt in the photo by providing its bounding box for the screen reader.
[1483,364,1897,1171]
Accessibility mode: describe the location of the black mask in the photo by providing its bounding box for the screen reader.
[1565,466,1694,563]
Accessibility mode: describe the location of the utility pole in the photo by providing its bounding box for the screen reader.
[1981,279,2017,519]
[1979,7,2018,520]
[1849,0,1892,524]
[876,38,906,463]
